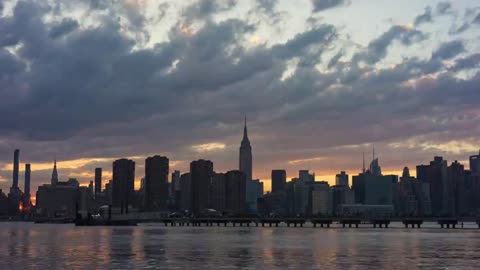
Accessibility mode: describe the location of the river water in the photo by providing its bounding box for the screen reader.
[0,222,479,269]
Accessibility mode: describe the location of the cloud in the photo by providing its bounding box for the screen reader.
[288,157,325,165]
[450,53,480,71]
[311,0,349,12]
[474,13,480,24]
[0,0,479,193]
[183,0,237,22]
[353,25,428,64]
[48,18,79,39]
[432,40,465,60]
[436,2,452,15]
[257,0,277,12]
[192,143,226,152]
[414,7,433,26]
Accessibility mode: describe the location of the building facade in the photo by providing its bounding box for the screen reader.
[94,168,102,196]
[271,170,287,193]
[112,159,135,211]
[190,160,214,215]
[144,156,169,211]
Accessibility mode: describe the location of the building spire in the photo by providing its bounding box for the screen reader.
[51,159,58,185]
[362,152,365,173]
[243,115,248,140]
[372,144,375,162]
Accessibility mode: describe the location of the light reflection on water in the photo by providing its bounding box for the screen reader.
[0,222,479,269]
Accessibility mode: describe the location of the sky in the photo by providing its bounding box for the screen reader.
[0,0,479,197]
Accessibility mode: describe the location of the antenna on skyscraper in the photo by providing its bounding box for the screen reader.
[362,152,365,173]
[372,144,375,162]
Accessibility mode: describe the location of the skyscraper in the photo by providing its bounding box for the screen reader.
[394,167,431,216]
[8,149,22,215]
[352,157,396,205]
[416,156,448,216]
[112,159,135,211]
[144,155,169,211]
[335,171,349,186]
[470,150,480,174]
[225,170,247,215]
[51,159,59,185]
[271,170,287,193]
[299,170,315,183]
[239,117,252,181]
[239,117,257,212]
[24,164,31,207]
[448,160,465,216]
[171,170,181,209]
[210,173,227,212]
[12,149,19,188]
[94,168,102,195]
[179,173,191,212]
[190,159,214,215]
[311,181,332,216]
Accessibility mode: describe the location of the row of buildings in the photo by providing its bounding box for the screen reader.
[2,119,262,219]
[259,152,480,218]
[2,118,480,219]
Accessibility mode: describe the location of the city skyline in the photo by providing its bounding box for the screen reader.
[1,0,480,197]
[2,142,479,205]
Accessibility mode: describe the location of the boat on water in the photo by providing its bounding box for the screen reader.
[74,205,137,226]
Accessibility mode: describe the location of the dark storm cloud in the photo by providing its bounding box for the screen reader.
[432,40,465,60]
[451,53,480,71]
[311,0,349,12]
[414,7,433,26]
[48,18,79,39]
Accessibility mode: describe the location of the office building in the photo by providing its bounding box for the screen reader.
[190,159,214,215]
[210,173,226,212]
[293,179,309,215]
[144,155,169,211]
[393,167,431,216]
[36,184,79,219]
[94,168,102,196]
[225,170,246,215]
[448,160,465,216]
[24,164,31,208]
[271,170,287,193]
[239,117,257,212]
[470,150,480,174]
[8,149,22,215]
[332,185,355,215]
[416,156,448,216]
[13,149,19,188]
[299,170,315,183]
[112,159,135,211]
[171,170,181,209]
[352,158,396,205]
[335,171,349,186]
[311,181,332,216]
[179,173,192,212]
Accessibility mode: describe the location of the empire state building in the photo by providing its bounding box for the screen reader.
[239,117,252,181]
